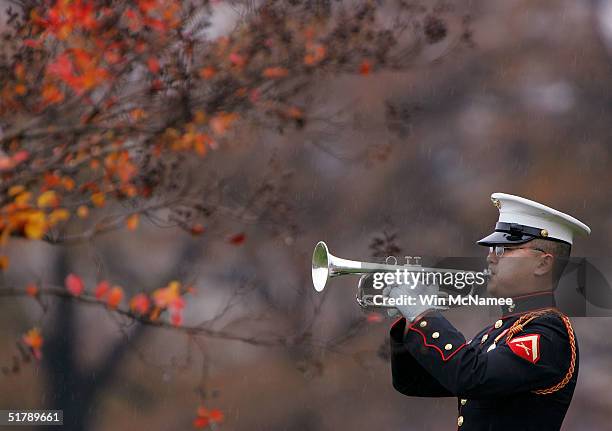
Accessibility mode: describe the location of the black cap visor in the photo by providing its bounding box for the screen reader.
[476,231,535,246]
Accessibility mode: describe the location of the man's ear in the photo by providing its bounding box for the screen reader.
[534,254,555,277]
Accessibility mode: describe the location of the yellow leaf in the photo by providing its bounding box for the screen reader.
[48,208,70,225]
[126,213,139,231]
[91,192,105,207]
[24,211,47,240]
[37,190,59,208]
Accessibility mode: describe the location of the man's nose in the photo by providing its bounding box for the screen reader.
[486,250,498,265]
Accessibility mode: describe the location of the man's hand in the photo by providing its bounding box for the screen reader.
[383,280,448,321]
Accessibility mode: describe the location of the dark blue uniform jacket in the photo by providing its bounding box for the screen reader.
[390,292,578,430]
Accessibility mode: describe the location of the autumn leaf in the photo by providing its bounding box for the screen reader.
[147,57,160,73]
[65,273,85,296]
[194,406,224,429]
[130,293,151,315]
[22,328,43,360]
[0,255,8,270]
[106,286,124,309]
[210,112,238,136]
[94,280,111,299]
[190,224,205,235]
[41,84,64,104]
[228,232,246,245]
[37,190,59,208]
[304,42,326,65]
[77,205,90,218]
[91,192,105,207]
[171,311,182,326]
[126,214,139,231]
[262,67,289,79]
[24,211,47,240]
[26,283,38,297]
[48,208,70,225]
[199,67,216,79]
[47,53,75,81]
[359,60,372,76]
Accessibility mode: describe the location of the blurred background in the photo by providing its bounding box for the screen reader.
[1,0,612,429]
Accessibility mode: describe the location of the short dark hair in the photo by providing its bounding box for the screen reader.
[529,238,571,287]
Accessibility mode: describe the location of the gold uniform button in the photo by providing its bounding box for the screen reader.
[432,332,440,339]
[444,343,453,350]
[494,319,503,329]
[460,398,467,406]
[419,320,427,328]
[481,334,488,343]
[457,416,464,426]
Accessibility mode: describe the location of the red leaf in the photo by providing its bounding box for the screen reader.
[171,311,182,327]
[94,280,111,299]
[147,57,160,73]
[130,293,151,315]
[47,53,75,81]
[193,416,210,429]
[228,232,246,245]
[65,273,85,296]
[209,409,224,423]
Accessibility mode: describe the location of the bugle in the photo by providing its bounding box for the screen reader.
[312,241,490,309]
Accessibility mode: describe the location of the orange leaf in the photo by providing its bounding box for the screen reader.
[94,280,111,299]
[0,255,8,270]
[107,286,124,309]
[26,283,38,297]
[130,293,151,314]
[199,67,216,79]
[42,84,64,104]
[228,232,246,245]
[91,192,105,207]
[190,224,205,235]
[65,273,85,296]
[210,112,238,136]
[15,84,27,95]
[359,60,372,76]
[77,205,90,218]
[22,328,43,359]
[262,67,289,79]
[126,214,139,231]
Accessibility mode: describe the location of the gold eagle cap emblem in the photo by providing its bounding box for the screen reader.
[491,198,501,209]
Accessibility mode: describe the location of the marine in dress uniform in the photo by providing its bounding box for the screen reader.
[388,193,590,430]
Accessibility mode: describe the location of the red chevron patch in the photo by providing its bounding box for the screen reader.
[508,333,541,363]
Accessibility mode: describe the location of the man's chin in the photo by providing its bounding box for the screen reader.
[486,282,499,297]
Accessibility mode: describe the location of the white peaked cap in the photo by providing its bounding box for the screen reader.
[477,193,591,246]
